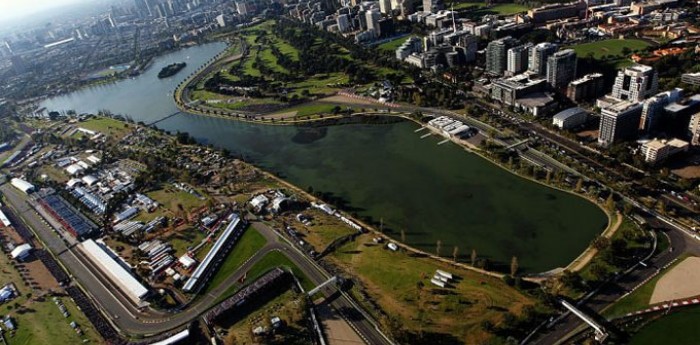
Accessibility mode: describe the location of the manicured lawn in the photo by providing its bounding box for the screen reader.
[378,36,413,52]
[78,117,132,138]
[569,39,651,60]
[204,226,268,294]
[331,234,534,343]
[603,254,690,318]
[628,305,700,345]
[453,1,529,14]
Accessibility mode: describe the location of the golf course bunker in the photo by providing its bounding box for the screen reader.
[650,256,700,304]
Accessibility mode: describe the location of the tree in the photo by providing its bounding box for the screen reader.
[510,256,519,277]
[576,178,583,192]
[452,246,459,263]
[471,249,477,266]
[605,193,615,211]
[591,235,610,251]
[436,240,442,257]
[400,229,406,243]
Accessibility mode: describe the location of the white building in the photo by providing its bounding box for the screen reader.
[10,178,34,194]
[552,107,588,130]
[641,138,689,164]
[79,239,149,305]
[611,64,659,103]
[10,243,32,260]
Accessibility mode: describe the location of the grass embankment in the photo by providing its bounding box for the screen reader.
[0,249,101,345]
[378,36,414,52]
[627,305,700,345]
[143,185,208,221]
[331,233,535,344]
[215,250,314,305]
[569,39,651,68]
[204,226,268,294]
[603,254,690,318]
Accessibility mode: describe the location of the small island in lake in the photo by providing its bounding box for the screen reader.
[157,62,186,78]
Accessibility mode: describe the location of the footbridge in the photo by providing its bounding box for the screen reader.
[308,276,339,297]
[560,300,608,342]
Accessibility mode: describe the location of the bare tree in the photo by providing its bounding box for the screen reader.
[401,229,406,243]
[471,249,477,266]
[510,256,519,277]
[436,240,442,257]
[452,246,459,263]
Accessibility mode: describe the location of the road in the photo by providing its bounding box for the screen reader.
[529,213,700,344]
[0,183,391,344]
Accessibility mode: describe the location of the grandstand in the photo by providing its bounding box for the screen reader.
[38,194,96,239]
[182,213,244,293]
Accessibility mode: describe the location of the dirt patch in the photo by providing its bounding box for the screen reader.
[651,256,700,304]
[672,165,700,179]
[576,129,598,140]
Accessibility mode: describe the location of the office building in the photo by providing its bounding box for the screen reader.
[639,89,683,133]
[611,64,659,102]
[337,14,351,32]
[506,44,531,76]
[528,42,557,76]
[366,9,382,37]
[546,49,577,89]
[490,73,547,106]
[598,101,643,146]
[423,0,444,13]
[527,1,586,23]
[380,0,392,14]
[682,72,700,86]
[553,107,588,130]
[567,73,604,103]
[485,36,519,76]
[641,138,689,164]
[688,112,700,145]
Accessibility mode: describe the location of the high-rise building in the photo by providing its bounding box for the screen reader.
[379,0,392,14]
[567,73,604,103]
[688,112,700,145]
[598,101,643,147]
[546,49,577,89]
[639,89,683,133]
[366,9,382,37]
[528,42,557,76]
[611,64,659,102]
[337,14,351,32]
[506,44,531,76]
[423,0,443,13]
[485,36,519,76]
[134,0,152,17]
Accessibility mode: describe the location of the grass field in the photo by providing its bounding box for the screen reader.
[168,227,208,257]
[378,36,413,52]
[569,39,651,65]
[331,234,534,343]
[147,185,208,217]
[244,251,314,291]
[204,226,268,294]
[453,1,529,14]
[78,117,132,139]
[603,254,689,318]
[628,305,700,345]
[215,250,314,304]
[0,248,101,345]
